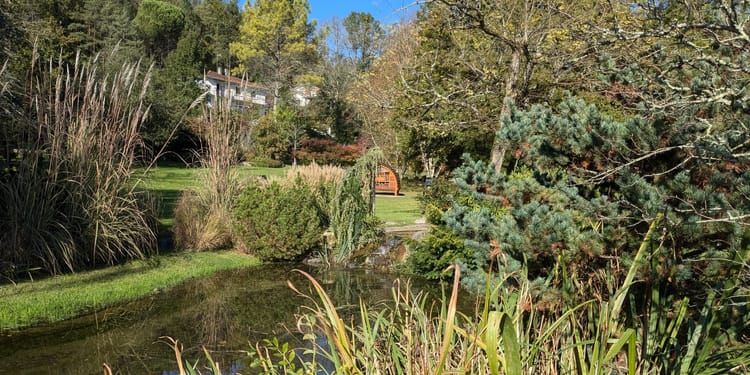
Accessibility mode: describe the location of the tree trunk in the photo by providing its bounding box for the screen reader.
[272,81,280,113]
[491,47,522,174]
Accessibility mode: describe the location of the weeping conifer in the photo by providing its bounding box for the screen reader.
[327,148,383,264]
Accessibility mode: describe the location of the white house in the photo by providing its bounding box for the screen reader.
[199,69,319,112]
[292,85,320,107]
[200,70,271,115]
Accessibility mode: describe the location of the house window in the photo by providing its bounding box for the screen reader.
[236,86,240,95]
[217,83,224,97]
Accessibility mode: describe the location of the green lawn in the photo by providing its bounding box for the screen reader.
[138,164,424,228]
[135,164,288,226]
[0,251,259,331]
[375,190,424,226]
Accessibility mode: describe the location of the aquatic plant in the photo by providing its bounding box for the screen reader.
[246,219,749,374]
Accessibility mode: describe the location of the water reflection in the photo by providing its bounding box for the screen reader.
[0,265,458,375]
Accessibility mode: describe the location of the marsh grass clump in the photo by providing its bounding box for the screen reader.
[0,54,157,275]
[274,161,345,188]
[172,91,242,251]
[325,148,383,265]
[239,220,750,375]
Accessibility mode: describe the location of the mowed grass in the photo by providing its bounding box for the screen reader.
[0,251,259,331]
[138,163,423,228]
[135,164,288,226]
[375,190,424,226]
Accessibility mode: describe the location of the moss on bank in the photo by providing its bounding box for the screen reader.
[0,251,259,331]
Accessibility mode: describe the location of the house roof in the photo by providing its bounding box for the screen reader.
[204,71,267,90]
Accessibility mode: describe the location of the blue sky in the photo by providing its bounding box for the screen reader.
[307,0,416,25]
[238,0,417,26]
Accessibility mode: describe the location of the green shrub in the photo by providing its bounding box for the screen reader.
[406,226,473,280]
[232,180,324,261]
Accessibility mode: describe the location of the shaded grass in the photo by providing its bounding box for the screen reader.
[374,190,423,226]
[0,251,260,331]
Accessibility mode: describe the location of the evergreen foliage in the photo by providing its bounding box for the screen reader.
[133,0,185,63]
[249,113,288,162]
[326,148,383,264]
[230,0,318,110]
[194,0,241,70]
[232,180,324,262]
[66,0,141,62]
[406,226,472,280]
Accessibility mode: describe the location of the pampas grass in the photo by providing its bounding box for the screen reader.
[271,161,345,188]
[0,53,157,275]
[172,88,242,252]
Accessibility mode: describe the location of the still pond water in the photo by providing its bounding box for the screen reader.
[1,264,462,375]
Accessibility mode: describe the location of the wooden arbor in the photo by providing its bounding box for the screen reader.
[374,164,400,196]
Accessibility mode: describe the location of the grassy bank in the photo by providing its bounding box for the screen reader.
[0,251,259,331]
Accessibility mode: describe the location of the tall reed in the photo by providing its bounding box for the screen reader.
[173,90,241,251]
[247,216,748,374]
[326,148,383,265]
[0,53,157,275]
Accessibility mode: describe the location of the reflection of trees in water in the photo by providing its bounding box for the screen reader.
[186,275,241,348]
[0,265,460,375]
[315,268,383,308]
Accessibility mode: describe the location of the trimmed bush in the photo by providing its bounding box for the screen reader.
[232,180,324,261]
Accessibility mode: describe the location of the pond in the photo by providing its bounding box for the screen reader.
[0,264,463,375]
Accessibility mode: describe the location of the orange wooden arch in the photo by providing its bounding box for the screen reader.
[374,164,400,196]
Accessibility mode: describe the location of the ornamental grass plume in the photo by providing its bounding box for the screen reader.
[1,53,157,275]
[173,87,241,252]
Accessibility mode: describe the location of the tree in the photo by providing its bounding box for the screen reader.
[7,0,86,63]
[430,0,750,320]
[401,0,605,173]
[230,0,317,111]
[133,0,185,64]
[141,3,209,148]
[194,0,241,70]
[349,21,418,173]
[342,11,383,70]
[275,104,306,165]
[302,17,361,144]
[66,0,141,61]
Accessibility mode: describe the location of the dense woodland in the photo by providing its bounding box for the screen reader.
[1,0,750,372]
